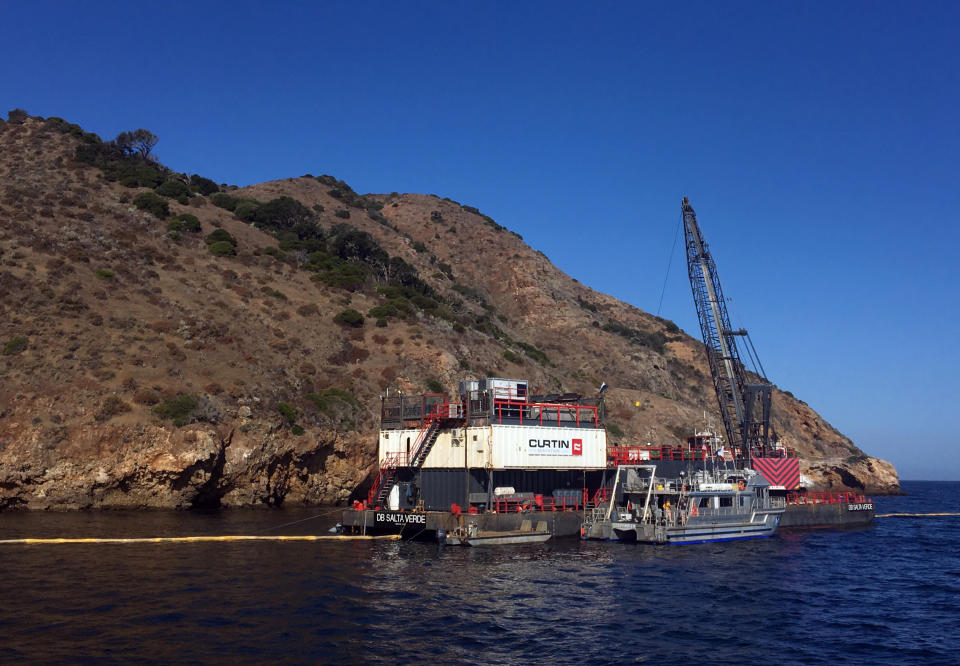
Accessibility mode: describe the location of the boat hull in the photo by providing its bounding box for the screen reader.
[461,532,551,546]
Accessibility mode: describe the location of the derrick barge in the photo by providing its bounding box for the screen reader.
[341,378,874,539]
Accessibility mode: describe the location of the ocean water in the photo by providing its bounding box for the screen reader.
[1,481,958,664]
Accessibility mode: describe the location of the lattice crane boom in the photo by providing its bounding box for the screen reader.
[682,197,773,464]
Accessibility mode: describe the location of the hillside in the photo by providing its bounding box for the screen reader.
[0,113,899,510]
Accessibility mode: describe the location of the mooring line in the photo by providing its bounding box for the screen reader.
[0,534,401,545]
[876,512,960,518]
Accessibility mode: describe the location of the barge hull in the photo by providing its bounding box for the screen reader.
[341,509,583,538]
[780,502,875,529]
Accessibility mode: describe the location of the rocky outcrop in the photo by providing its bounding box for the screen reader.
[0,419,369,510]
[802,456,901,495]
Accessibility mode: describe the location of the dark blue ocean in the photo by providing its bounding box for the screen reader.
[1,481,958,664]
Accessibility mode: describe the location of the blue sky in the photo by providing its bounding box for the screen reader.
[3,1,958,480]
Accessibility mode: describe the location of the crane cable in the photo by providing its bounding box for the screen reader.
[656,212,683,317]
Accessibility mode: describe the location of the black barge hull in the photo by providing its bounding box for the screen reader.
[341,509,584,538]
[780,501,875,529]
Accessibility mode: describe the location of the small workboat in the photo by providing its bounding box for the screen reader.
[453,519,551,546]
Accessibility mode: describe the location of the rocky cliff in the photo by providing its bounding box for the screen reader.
[0,113,899,510]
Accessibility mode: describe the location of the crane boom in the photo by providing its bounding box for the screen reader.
[682,197,772,465]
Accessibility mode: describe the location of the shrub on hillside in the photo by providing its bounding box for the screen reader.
[425,378,444,393]
[249,196,315,233]
[205,229,236,246]
[94,269,114,280]
[335,209,350,219]
[277,401,298,424]
[516,341,550,366]
[208,241,236,257]
[233,200,260,221]
[156,179,190,199]
[606,424,624,438]
[152,394,199,426]
[133,192,169,218]
[95,396,131,422]
[502,350,522,364]
[334,308,364,327]
[209,192,238,210]
[168,213,201,233]
[306,388,359,413]
[189,174,219,195]
[3,336,28,355]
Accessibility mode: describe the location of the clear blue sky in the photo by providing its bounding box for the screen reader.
[3,1,958,480]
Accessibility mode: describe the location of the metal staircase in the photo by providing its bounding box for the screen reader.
[367,403,463,508]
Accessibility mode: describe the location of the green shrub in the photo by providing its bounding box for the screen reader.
[516,341,550,365]
[234,200,260,221]
[277,401,298,424]
[368,304,398,319]
[94,269,114,280]
[205,229,236,246]
[208,241,236,257]
[335,209,350,219]
[502,350,522,364]
[606,423,624,438]
[155,179,190,199]
[169,213,201,233]
[291,424,305,436]
[133,191,169,218]
[425,378,444,393]
[316,263,368,291]
[3,336,27,355]
[334,308,364,327]
[376,318,388,327]
[189,174,219,195]
[437,262,454,279]
[412,241,427,253]
[249,196,314,231]
[152,394,199,426]
[306,388,359,413]
[209,192,237,210]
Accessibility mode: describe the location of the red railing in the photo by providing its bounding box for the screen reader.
[493,399,599,428]
[492,495,583,513]
[591,487,612,505]
[786,491,871,505]
[607,445,798,466]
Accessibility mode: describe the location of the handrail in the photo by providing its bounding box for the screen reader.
[492,496,582,513]
[493,398,599,428]
[785,491,870,505]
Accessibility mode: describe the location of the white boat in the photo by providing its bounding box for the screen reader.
[581,465,784,545]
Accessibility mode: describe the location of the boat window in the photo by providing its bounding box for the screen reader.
[698,498,710,508]
[719,497,732,507]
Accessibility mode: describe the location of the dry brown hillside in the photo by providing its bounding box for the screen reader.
[0,114,899,510]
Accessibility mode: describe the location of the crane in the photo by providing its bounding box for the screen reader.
[682,197,773,466]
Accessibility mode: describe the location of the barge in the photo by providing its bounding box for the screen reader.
[341,378,872,541]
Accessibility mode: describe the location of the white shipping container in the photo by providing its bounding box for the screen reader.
[379,426,490,468]
[490,425,606,469]
[380,424,606,470]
